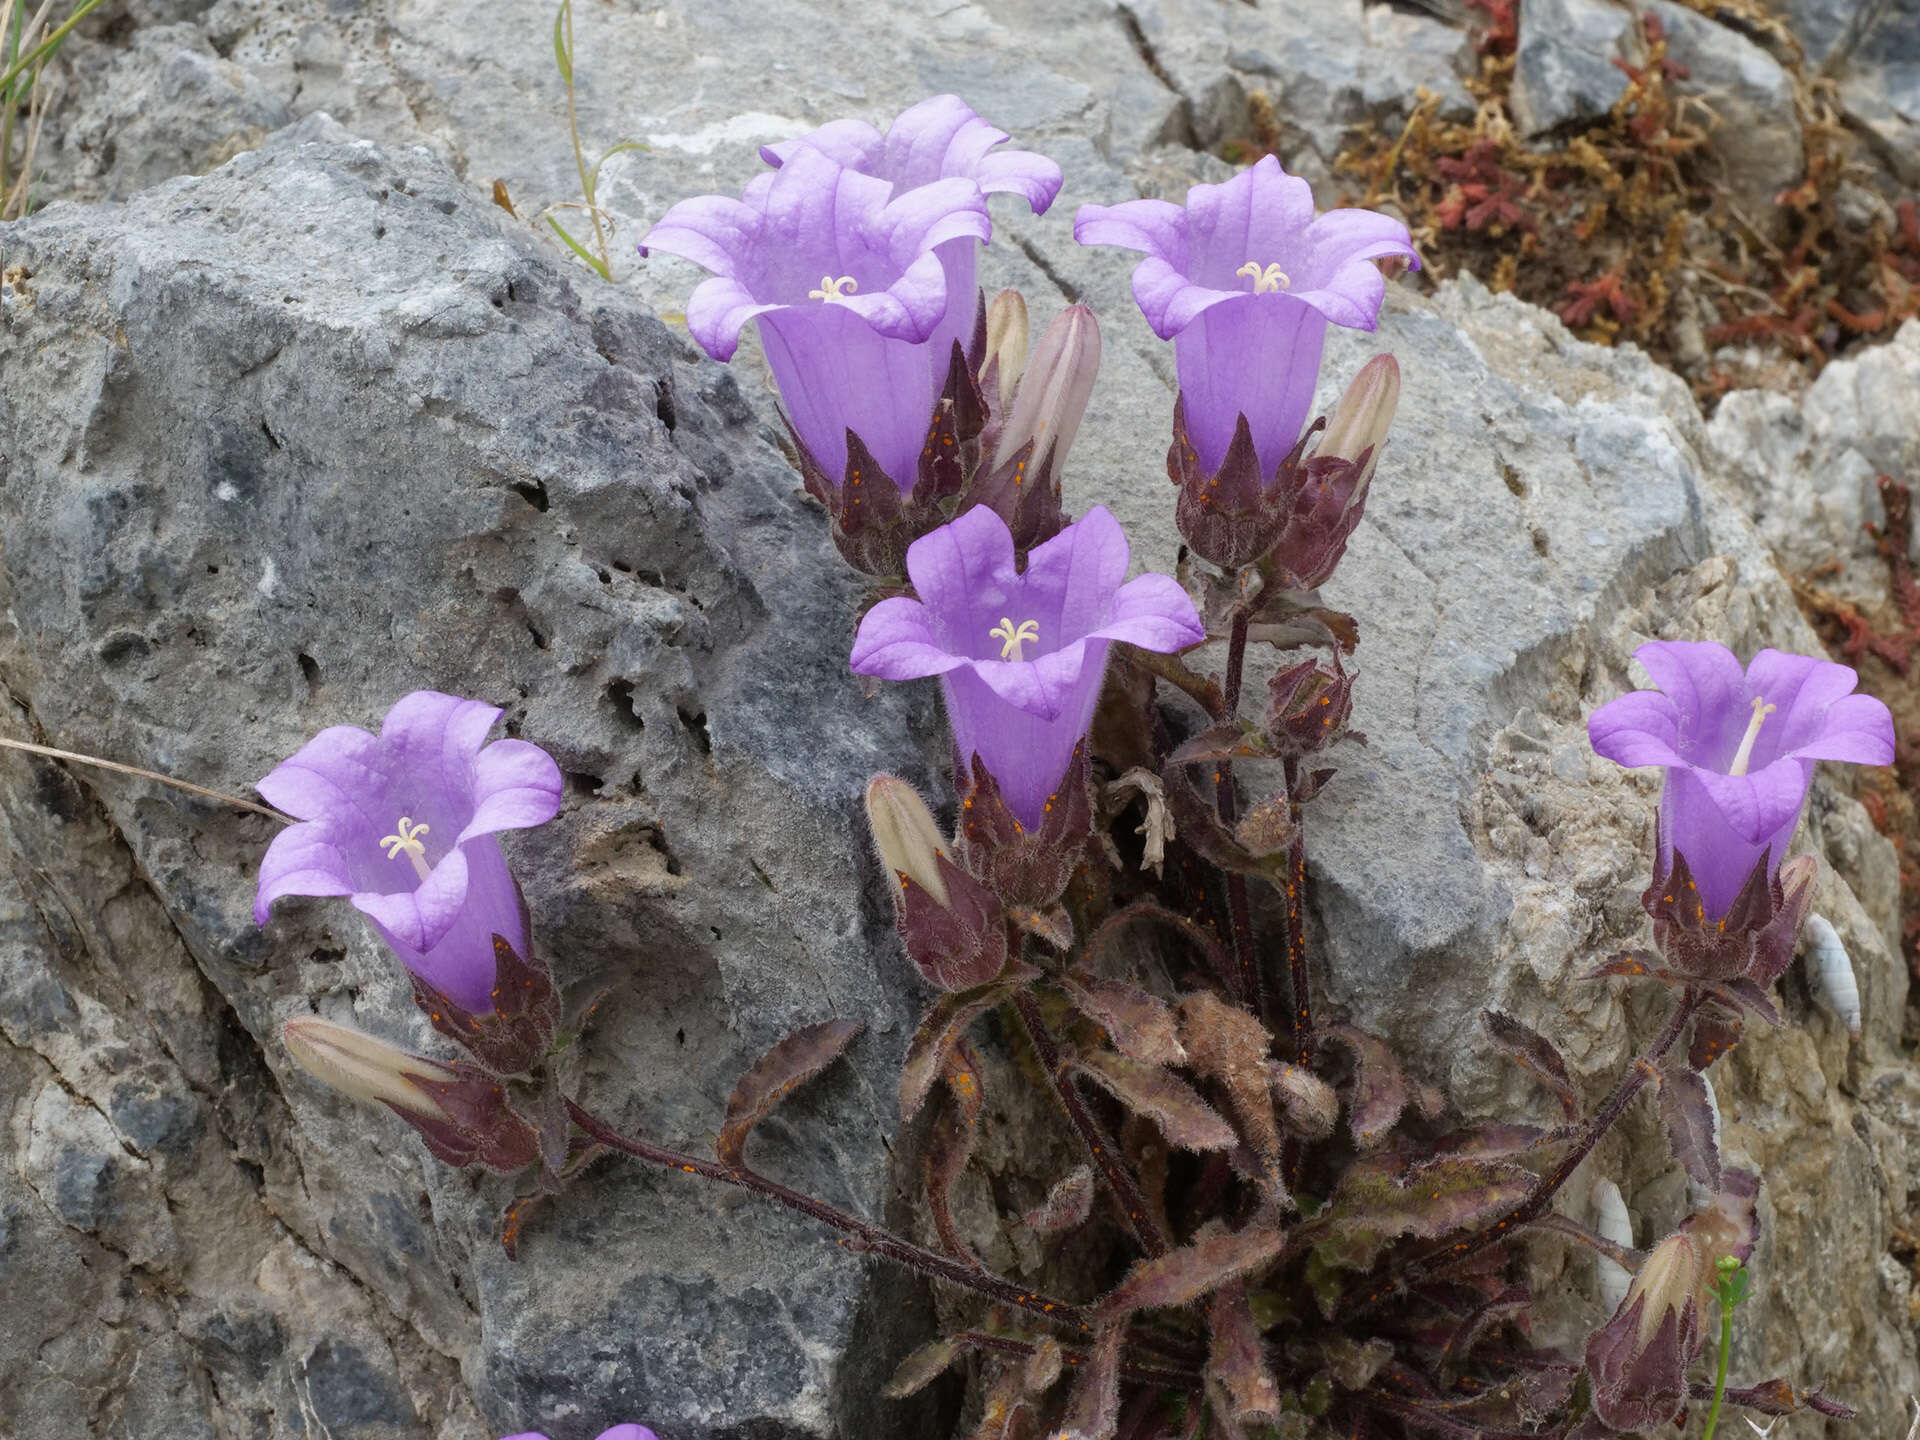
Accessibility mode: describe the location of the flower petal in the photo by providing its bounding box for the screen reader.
[1631,641,1750,768]
[684,275,779,362]
[758,304,939,489]
[850,595,970,682]
[1587,689,1688,769]
[1683,757,1813,846]
[1073,198,1188,267]
[1019,502,1132,644]
[638,192,759,279]
[1172,296,1328,477]
[902,503,1019,657]
[1744,649,1893,767]
[1087,572,1205,654]
[256,725,387,826]
[254,822,356,924]
[406,837,527,1011]
[460,739,564,843]
[1784,692,1896,765]
[353,844,471,955]
[760,118,884,172]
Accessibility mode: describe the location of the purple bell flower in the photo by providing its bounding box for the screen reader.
[254,692,563,1015]
[758,93,1064,216]
[640,144,991,494]
[1588,641,1893,920]
[1073,155,1420,482]
[502,1429,657,1440]
[850,506,1204,828]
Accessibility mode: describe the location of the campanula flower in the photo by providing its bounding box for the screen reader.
[502,1427,658,1440]
[1588,642,1893,920]
[254,692,563,1014]
[1583,1230,1702,1431]
[1074,156,1419,484]
[642,145,992,496]
[850,506,1204,829]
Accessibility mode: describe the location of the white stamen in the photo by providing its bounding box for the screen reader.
[1727,695,1776,777]
[1236,261,1291,294]
[380,817,433,882]
[990,617,1040,662]
[808,274,859,303]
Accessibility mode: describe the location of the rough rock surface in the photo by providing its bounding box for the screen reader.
[5,0,1920,1435]
[0,115,945,1440]
[1511,0,1634,135]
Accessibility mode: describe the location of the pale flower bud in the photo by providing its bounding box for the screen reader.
[981,289,1030,411]
[282,1016,455,1121]
[1314,352,1400,491]
[865,774,952,909]
[995,303,1101,480]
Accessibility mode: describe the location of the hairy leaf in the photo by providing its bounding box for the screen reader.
[925,1041,986,1267]
[1439,1283,1530,1374]
[1320,1335,1394,1391]
[1162,763,1289,881]
[1021,1164,1096,1239]
[1025,1337,1064,1394]
[1075,1050,1238,1152]
[1102,1221,1288,1316]
[1689,1011,1742,1071]
[1167,721,1280,766]
[1181,990,1285,1197]
[717,1019,861,1170]
[1430,1122,1571,1159]
[1235,794,1297,861]
[1060,971,1186,1066]
[1010,903,1075,950]
[883,1336,966,1398]
[1582,950,1685,984]
[1708,977,1782,1026]
[1269,1061,1339,1140]
[1055,1327,1123,1440]
[1311,1153,1535,1275]
[1208,1280,1281,1425]
[966,1368,1035,1440]
[1084,901,1236,997]
[1322,1023,1409,1149]
[1098,766,1174,875]
[1480,1010,1578,1120]
[1658,1066,1721,1189]
[899,966,1035,1121]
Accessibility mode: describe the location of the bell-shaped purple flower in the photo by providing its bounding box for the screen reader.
[850,506,1204,828]
[759,93,1064,216]
[641,144,991,494]
[254,692,563,1015]
[1588,642,1893,920]
[1074,155,1420,482]
[502,1429,657,1440]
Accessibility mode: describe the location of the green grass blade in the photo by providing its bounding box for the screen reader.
[585,139,645,198]
[0,0,109,94]
[546,214,610,281]
[550,0,571,85]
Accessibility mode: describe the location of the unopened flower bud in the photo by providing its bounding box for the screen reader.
[1314,352,1400,490]
[995,303,1100,483]
[283,1016,458,1119]
[866,775,1008,990]
[1266,650,1357,759]
[1585,1230,1703,1431]
[866,774,953,909]
[281,1016,540,1173]
[981,289,1030,411]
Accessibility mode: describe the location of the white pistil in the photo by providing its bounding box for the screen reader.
[1727,695,1777,777]
[990,617,1040,662]
[808,274,859,303]
[380,817,433,882]
[1236,261,1291,294]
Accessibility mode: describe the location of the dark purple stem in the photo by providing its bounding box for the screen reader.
[1012,985,1170,1257]
[565,1100,1095,1336]
[1340,988,1703,1318]
[1281,757,1311,1068]
[1215,606,1266,1020]
[956,1331,1202,1389]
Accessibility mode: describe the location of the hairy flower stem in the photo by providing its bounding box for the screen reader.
[1281,757,1311,1068]
[1215,606,1266,1019]
[564,1100,1101,1336]
[1343,989,1703,1317]
[1012,984,1170,1256]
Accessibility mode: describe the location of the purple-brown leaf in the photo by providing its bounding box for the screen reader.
[900,965,1035,1121]
[1102,1221,1288,1316]
[1310,1153,1535,1273]
[1208,1280,1281,1425]
[882,1335,966,1398]
[1322,1023,1409,1149]
[925,1040,986,1267]
[1480,1010,1578,1120]
[1060,971,1186,1066]
[1167,722,1279,767]
[1021,1164,1097,1239]
[1075,1050,1238,1153]
[1269,1061,1339,1140]
[1689,1011,1742,1071]
[1181,990,1286,1197]
[717,1019,862,1171]
[1024,1337,1064,1394]
[1055,1326,1124,1440]
[1657,1066,1721,1190]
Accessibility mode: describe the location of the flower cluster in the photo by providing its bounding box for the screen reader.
[237,92,1898,1440]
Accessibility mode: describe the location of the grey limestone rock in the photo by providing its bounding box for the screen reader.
[1511,0,1634,135]
[0,114,941,1440]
